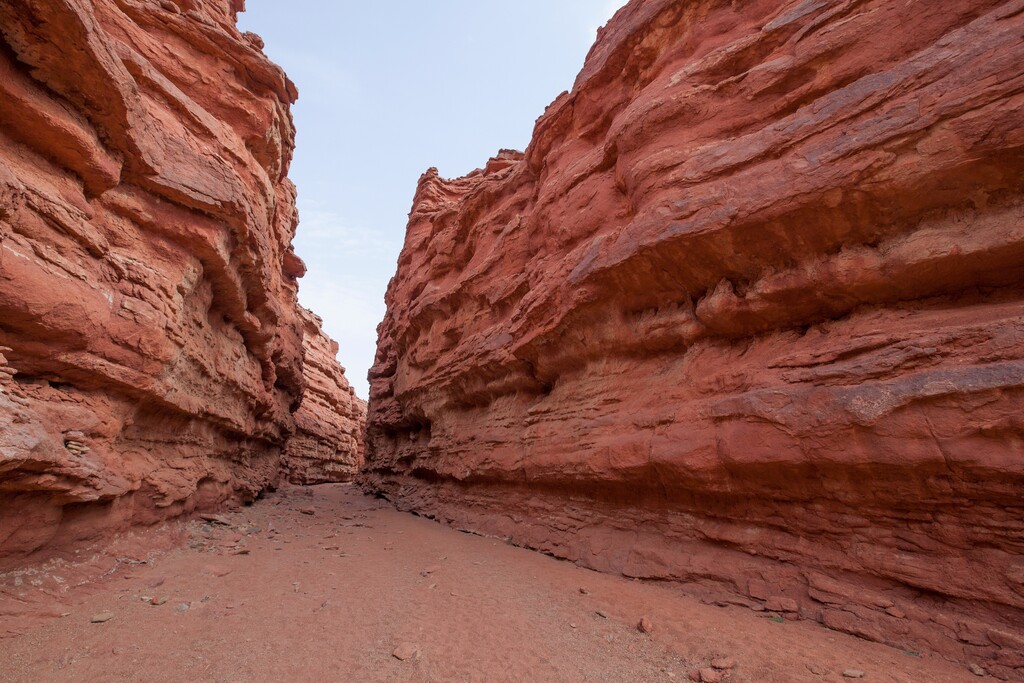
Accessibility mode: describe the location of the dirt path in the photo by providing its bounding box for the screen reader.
[0,484,973,682]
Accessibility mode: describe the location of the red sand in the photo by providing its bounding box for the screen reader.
[0,484,974,682]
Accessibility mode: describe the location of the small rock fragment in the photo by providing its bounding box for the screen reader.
[392,643,419,661]
[151,596,169,606]
[700,667,724,683]
[579,587,589,595]
[595,609,608,618]
[174,603,190,613]
[298,506,316,516]
[638,616,654,633]
[711,658,736,670]
[842,670,865,679]
[200,514,231,526]
[969,664,987,677]
[90,612,114,623]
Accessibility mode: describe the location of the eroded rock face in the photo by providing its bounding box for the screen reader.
[0,0,359,564]
[281,308,366,485]
[363,0,1024,676]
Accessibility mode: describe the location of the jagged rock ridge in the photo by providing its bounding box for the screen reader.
[362,0,1024,678]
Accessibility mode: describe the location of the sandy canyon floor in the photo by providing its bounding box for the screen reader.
[0,484,975,682]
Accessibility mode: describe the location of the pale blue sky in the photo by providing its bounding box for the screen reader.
[238,2,628,398]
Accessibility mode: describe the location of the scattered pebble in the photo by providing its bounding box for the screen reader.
[200,514,231,526]
[596,610,609,619]
[298,507,316,516]
[579,587,589,595]
[699,667,724,683]
[392,643,419,661]
[711,657,736,670]
[969,664,987,677]
[174,603,190,613]
[151,596,169,606]
[570,623,578,629]
[842,670,865,679]
[90,612,114,624]
[638,616,654,633]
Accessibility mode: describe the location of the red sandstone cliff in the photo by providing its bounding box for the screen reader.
[0,0,360,564]
[281,307,366,485]
[363,0,1024,677]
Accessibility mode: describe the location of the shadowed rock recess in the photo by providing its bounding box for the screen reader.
[362,0,1024,677]
[0,0,363,565]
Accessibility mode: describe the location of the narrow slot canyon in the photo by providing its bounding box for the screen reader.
[1,0,1022,681]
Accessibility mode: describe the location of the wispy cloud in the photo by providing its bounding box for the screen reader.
[294,205,396,258]
[292,202,401,399]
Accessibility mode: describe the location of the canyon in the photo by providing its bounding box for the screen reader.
[362,0,1024,679]
[2,0,1023,681]
[0,0,362,566]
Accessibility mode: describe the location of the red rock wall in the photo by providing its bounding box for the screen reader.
[281,307,366,485]
[0,0,360,565]
[363,0,1024,677]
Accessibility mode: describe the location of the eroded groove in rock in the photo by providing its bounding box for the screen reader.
[0,0,362,565]
[362,0,1024,677]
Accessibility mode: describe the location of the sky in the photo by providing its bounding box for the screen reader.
[238,1,629,398]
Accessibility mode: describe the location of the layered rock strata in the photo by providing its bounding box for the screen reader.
[0,0,359,564]
[363,0,1024,677]
[280,308,366,485]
